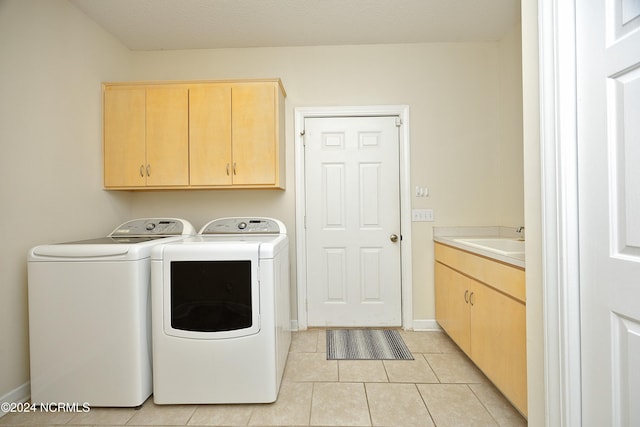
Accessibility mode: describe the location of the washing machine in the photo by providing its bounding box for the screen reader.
[151,217,291,404]
[27,218,196,407]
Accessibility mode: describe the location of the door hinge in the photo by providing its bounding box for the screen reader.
[395,117,402,127]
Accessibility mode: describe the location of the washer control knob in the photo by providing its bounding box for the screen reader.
[146,223,156,231]
[238,222,248,230]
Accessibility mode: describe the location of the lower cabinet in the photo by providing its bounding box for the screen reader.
[434,262,472,354]
[435,242,527,417]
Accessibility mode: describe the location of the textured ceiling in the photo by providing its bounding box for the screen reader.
[70,0,521,51]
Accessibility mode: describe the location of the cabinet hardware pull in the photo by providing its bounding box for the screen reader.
[233,162,237,175]
[139,165,144,177]
[226,163,230,176]
[146,164,151,177]
[464,290,469,303]
[469,292,475,306]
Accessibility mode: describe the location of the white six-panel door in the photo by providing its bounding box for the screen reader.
[304,116,402,327]
[577,0,640,425]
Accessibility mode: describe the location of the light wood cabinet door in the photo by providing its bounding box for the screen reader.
[231,83,276,185]
[189,84,232,186]
[103,79,285,190]
[435,262,471,354]
[470,279,527,415]
[145,86,189,187]
[103,86,146,187]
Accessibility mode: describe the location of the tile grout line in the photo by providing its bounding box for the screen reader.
[422,353,443,384]
[307,382,315,427]
[465,384,501,427]
[413,383,438,427]
[362,382,373,427]
[381,360,391,383]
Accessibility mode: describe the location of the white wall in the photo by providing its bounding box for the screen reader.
[498,23,525,227]
[0,0,133,402]
[127,38,524,322]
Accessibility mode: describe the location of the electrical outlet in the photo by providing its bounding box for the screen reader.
[412,209,434,222]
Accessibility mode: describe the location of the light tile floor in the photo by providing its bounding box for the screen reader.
[0,329,527,426]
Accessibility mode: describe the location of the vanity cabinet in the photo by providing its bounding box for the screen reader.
[103,79,285,190]
[435,242,527,416]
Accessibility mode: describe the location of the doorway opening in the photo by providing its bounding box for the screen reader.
[294,106,412,330]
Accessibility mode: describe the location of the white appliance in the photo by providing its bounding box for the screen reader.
[151,217,291,404]
[27,218,196,407]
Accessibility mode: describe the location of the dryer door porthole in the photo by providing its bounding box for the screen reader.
[163,254,261,339]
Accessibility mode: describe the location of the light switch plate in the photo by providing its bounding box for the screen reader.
[412,209,434,222]
[415,186,429,197]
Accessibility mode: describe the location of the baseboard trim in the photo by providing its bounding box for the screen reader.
[0,381,30,418]
[411,319,442,331]
[290,319,440,332]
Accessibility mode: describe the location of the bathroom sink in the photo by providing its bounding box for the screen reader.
[452,238,525,256]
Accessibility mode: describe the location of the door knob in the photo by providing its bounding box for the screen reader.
[390,234,399,243]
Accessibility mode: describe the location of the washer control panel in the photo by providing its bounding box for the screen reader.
[110,218,196,237]
[200,218,284,235]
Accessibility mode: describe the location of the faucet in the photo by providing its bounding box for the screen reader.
[516,226,525,240]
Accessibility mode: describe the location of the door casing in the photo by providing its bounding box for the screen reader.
[294,106,412,331]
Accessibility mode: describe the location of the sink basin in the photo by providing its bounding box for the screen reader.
[453,238,525,256]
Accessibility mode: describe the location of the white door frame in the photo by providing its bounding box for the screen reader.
[539,0,582,425]
[294,106,412,331]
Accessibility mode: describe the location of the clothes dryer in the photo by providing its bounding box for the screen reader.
[151,217,291,404]
[27,218,196,407]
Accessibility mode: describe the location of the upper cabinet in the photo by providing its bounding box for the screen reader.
[146,85,189,187]
[103,85,146,188]
[231,83,278,186]
[103,79,286,190]
[188,84,232,186]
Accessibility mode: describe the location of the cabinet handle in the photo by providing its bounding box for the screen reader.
[146,164,151,177]
[233,162,237,175]
[226,163,230,176]
[139,165,144,177]
[469,292,475,306]
[464,289,469,303]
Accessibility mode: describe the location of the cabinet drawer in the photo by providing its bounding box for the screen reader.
[435,242,525,302]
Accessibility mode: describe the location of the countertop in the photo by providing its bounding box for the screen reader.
[433,226,526,269]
